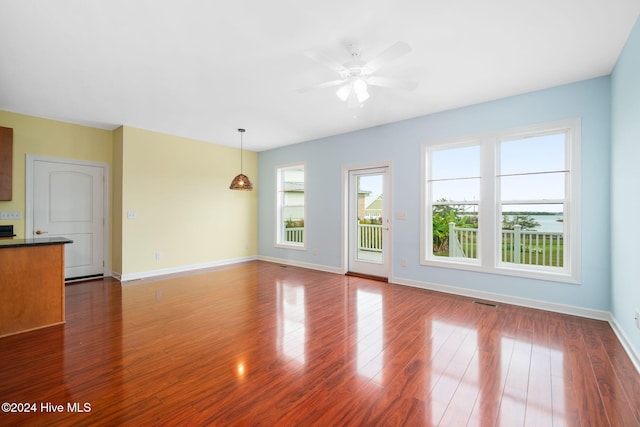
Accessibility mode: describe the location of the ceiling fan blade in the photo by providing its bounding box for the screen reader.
[367,76,418,91]
[296,79,345,94]
[362,41,411,73]
[303,50,348,74]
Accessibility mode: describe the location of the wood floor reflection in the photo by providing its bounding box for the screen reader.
[1,261,639,426]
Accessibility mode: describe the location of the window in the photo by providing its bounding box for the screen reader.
[422,120,581,283]
[276,163,305,248]
[429,142,481,262]
[499,132,567,270]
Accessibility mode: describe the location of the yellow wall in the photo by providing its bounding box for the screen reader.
[0,111,113,238]
[0,111,258,279]
[119,126,258,277]
[112,126,124,274]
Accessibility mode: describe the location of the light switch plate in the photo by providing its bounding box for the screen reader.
[395,211,407,220]
[0,211,22,220]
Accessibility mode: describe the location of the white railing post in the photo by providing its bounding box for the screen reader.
[513,225,521,264]
[448,222,456,257]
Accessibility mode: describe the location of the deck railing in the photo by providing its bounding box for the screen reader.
[285,224,385,252]
[358,223,383,252]
[285,224,385,251]
[501,225,563,267]
[448,223,563,267]
[284,227,304,243]
[287,222,562,267]
[449,223,478,259]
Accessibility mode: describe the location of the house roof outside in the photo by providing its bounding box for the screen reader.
[366,195,383,211]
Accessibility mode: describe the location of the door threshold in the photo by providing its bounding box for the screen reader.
[345,271,388,283]
[65,274,104,284]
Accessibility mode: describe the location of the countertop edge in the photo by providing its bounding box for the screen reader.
[0,237,74,249]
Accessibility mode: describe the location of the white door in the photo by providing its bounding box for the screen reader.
[28,156,106,280]
[348,166,391,279]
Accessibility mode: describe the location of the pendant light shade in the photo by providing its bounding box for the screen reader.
[229,173,252,190]
[230,128,253,191]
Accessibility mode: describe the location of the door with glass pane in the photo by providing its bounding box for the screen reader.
[348,167,390,278]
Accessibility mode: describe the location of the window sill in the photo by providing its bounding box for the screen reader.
[421,259,580,284]
[275,243,306,251]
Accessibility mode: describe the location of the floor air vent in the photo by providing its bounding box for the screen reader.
[473,301,497,308]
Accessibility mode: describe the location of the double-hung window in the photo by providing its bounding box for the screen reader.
[276,163,306,249]
[423,119,581,282]
[498,131,569,270]
[428,142,481,263]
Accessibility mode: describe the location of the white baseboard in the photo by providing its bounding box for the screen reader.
[390,276,610,320]
[116,256,258,283]
[607,314,640,375]
[257,255,344,275]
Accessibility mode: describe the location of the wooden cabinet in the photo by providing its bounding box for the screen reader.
[0,126,12,200]
[0,238,72,337]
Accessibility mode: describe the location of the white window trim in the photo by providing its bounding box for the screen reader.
[424,138,483,267]
[420,119,581,284]
[275,161,307,250]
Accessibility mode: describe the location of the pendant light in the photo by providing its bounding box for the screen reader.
[229,128,253,190]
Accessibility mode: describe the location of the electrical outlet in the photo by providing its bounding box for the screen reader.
[635,311,640,330]
[155,252,162,261]
[401,259,407,267]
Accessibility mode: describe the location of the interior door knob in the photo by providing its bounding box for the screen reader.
[35,230,48,235]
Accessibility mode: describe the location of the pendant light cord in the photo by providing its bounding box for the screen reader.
[238,128,245,173]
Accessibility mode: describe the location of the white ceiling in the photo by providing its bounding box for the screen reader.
[1,1,638,152]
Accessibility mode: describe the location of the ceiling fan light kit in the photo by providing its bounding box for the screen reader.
[336,78,370,108]
[300,41,418,108]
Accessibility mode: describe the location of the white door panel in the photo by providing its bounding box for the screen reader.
[30,158,105,279]
[49,171,93,222]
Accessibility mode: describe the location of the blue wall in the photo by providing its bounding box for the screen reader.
[611,17,640,357]
[259,76,611,311]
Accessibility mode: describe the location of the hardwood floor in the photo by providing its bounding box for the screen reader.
[1,260,639,426]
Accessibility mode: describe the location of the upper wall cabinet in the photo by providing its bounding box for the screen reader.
[0,126,13,200]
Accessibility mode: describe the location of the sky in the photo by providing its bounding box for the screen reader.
[430,132,566,213]
[355,132,567,214]
[358,174,384,206]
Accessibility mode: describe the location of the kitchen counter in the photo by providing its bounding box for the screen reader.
[0,237,73,337]
[0,236,73,248]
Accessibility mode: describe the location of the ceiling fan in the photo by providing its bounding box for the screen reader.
[298,41,418,108]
